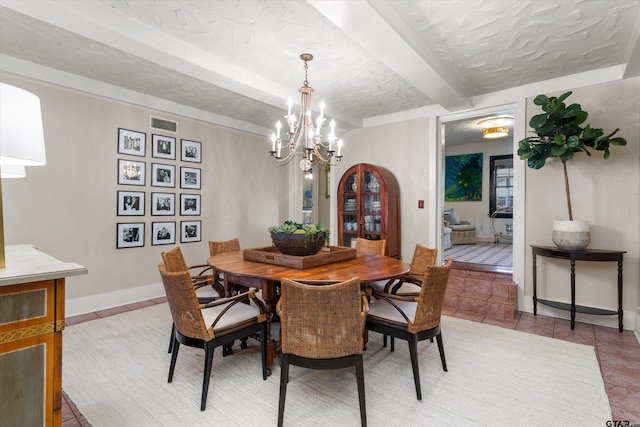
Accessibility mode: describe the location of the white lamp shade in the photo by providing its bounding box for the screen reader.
[1,164,26,178]
[0,83,46,166]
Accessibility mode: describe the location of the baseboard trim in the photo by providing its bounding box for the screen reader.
[65,282,165,317]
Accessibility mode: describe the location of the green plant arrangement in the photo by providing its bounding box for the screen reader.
[517,91,627,221]
[268,220,330,256]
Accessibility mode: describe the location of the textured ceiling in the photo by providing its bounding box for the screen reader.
[1,0,639,143]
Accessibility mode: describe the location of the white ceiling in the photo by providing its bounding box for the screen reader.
[1,0,639,144]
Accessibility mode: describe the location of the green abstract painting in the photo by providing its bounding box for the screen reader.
[445,153,483,201]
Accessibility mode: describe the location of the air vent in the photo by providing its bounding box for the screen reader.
[150,116,178,133]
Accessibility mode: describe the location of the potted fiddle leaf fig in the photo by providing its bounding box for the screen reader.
[517,91,627,249]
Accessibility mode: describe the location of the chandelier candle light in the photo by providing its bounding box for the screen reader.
[270,54,343,171]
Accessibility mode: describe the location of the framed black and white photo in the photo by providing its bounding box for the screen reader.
[118,159,146,186]
[152,134,176,159]
[181,220,201,243]
[152,221,176,245]
[151,163,176,187]
[181,139,202,163]
[117,191,145,216]
[118,128,146,157]
[181,167,201,189]
[117,222,145,248]
[180,193,201,216]
[151,192,175,215]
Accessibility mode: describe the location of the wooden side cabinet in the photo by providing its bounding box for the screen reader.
[0,245,87,427]
[337,163,400,258]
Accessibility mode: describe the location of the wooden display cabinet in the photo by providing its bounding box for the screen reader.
[337,163,400,258]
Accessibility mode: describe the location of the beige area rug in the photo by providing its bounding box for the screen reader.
[63,303,610,426]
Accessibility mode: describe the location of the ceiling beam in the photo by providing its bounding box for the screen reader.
[308,0,472,111]
[623,6,640,78]
[1,1,290,107]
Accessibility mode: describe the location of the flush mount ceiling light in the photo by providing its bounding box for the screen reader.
[477,116,514,139]
[483,127,509,139]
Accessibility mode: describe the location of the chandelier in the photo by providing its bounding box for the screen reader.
[269,53,343,171]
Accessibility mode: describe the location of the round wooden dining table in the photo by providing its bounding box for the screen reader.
[208,248,410,372]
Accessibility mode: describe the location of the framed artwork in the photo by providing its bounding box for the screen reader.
[117,191,145,216]
[180,193,201,216]
[116,222,145,248]
[152,134,176,159]
[151,163,176,187]
[118,128,146,157]
[151,192,175,215]
[181,167,201,189]
[181,139,202,163]
[445,153,483,201]
[181,220,201,243]
[118,159,146,186]
[152,221,176,245]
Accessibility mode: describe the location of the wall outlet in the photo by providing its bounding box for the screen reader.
[418,200,424,209]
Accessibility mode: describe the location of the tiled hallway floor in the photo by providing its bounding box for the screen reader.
[62,297,640,426]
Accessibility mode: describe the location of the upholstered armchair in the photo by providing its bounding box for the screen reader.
[444,208,476,245]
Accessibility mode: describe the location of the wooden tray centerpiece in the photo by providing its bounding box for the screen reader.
[243,245,356,269]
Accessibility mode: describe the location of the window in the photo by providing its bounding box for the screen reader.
[489,155,513,218]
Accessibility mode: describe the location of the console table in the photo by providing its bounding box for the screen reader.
[0,245,87,426]
[531,245,625,332]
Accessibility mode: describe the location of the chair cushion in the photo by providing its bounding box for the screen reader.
[368,298,417,325]
[201,300,261,331]
[196,285,223,299]
[368,280,388,292]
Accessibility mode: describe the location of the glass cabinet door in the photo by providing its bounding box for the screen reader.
[341,171,358,247]
[362,170,382,240]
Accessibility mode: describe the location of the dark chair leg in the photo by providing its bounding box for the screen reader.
[277,354,290,427]
[435,332,448,372]
[260,324,268,380]
[408,335,422,400]
[168,340,180,382]
[200,343,215,411]
[355,356,367,427]
[383,334,387,347]
[168,323,175,353]
[391,336,395,352]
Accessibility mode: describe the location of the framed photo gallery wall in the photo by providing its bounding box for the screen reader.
[116,128,203,248]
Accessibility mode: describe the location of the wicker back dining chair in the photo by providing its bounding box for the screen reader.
[209,238,244,294]
[209,238,241,256]
[365,258,452,401]
[354,237,386,256]
[162,246,225,353]
[158,264,268,411]
[369,244,438,294]
[277,277,368,427]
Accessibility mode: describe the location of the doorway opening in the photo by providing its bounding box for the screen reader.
[440,108,516,272]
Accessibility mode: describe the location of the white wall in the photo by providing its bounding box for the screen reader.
[1,75,283,316]
[335,118,432,262]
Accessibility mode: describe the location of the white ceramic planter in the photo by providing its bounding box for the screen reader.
[552,220,590,250]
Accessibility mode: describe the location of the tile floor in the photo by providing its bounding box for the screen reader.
[62,297,640,426]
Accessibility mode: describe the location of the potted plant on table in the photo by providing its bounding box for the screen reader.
[268,220,330,256]
[517,91,627,250]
